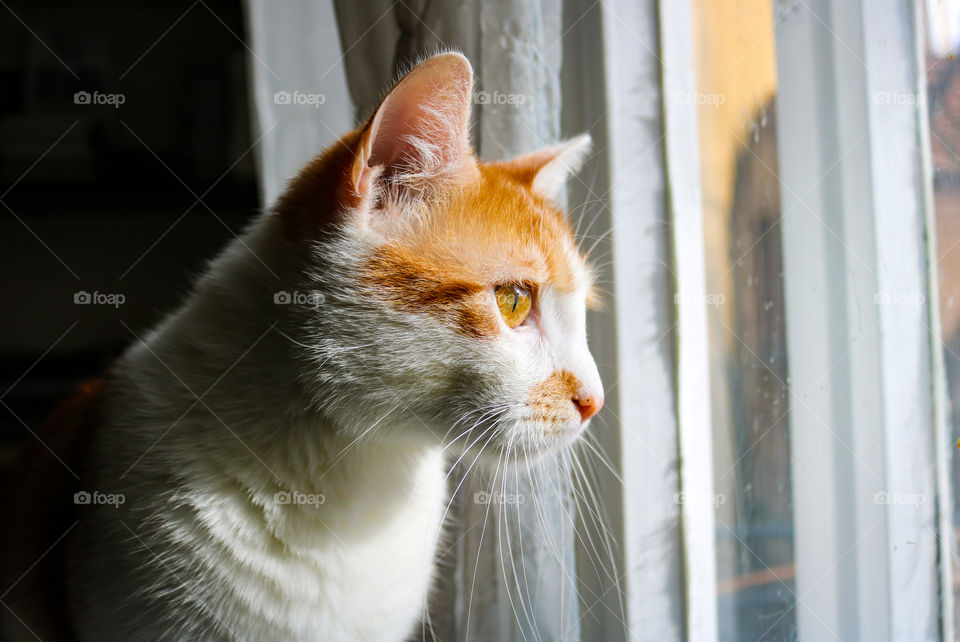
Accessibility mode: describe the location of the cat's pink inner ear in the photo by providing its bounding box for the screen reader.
[351,53,478,197]
[498,134,593,201]
[351,122,380,200]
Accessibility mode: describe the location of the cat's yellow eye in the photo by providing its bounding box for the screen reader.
[495,284,532,328]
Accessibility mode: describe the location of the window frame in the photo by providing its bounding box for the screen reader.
[657,0,721,639]
[658,0,949,640]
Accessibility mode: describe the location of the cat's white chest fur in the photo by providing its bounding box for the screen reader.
[210,439,448,641]
[231,441,447,641]
[72,411,448,642]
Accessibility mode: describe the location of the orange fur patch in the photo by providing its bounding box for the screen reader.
[358,163,584,336]
[362,244,498,338]
[276,119,591,337]
[526,370,582,423]
[275,127,367,238]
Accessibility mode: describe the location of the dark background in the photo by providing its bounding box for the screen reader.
[0,0,259,474]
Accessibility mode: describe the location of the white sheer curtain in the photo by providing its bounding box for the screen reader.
[243,1,683,640]
[244,0,353,206]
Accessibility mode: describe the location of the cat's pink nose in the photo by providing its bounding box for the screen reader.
[574,392,603,422]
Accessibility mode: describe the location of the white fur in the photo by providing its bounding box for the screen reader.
[67,216,452,641]
[530,134,593,201]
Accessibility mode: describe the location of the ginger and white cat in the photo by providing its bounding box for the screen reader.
[26,53,603,640]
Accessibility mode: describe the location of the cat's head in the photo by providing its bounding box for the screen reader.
[278,53,603,463]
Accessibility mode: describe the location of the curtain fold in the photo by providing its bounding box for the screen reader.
[244,0,353,206]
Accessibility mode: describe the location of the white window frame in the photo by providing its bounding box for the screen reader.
[775,1,940,639]
[657,0,951,640]
[657,0,720,639]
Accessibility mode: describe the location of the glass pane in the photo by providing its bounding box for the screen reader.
[688,1,796,639]
[923,0,960,628]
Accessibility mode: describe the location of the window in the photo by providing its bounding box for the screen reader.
[690,1,795,639]
[924,0,960,631]
[668,0,945,639]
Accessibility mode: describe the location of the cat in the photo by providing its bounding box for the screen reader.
[3,52,603,641]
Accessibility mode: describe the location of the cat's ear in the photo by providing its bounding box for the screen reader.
[497,134,592,201]
[350,52,478,207]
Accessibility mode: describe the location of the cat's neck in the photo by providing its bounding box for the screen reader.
[105,213,448,536]
[189,419,447,550]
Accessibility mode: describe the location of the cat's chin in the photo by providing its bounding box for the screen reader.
[455,423,587,471]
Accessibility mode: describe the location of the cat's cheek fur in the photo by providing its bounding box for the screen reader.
[457,285,600,461]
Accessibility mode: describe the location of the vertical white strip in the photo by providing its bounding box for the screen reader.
[244,0,354,207]
[863,2,938,639]
[657,0,719,639]
[915,0,957,638]
[591,0,686,639]
[774,7,844,635]
[776,1,939,640]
